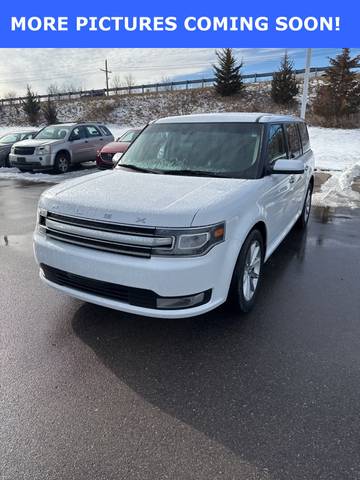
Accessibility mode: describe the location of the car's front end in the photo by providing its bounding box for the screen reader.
[9,140,57,171]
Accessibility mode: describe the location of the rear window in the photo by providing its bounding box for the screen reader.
[298,122,311,153]
[99,125,112,136]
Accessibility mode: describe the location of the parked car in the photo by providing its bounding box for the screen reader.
[34,113,314,318]
[96,128,141,169]
[0,130,38,167]
[9,123,114,173]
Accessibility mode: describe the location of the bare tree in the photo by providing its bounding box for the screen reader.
[111,74,122,94]
[160,76,173,92]
[123,74,135,91]
[47,83,60,95]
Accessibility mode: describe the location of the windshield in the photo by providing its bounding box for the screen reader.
[35,126,71,140]
[118,130,139,143]
[117,123,262,178]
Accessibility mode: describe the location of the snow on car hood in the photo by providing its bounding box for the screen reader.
[39,169,249,228]
[14,138,64,147]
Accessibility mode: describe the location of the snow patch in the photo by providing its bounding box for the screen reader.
[0,166,97,184]
[313,162,360,208]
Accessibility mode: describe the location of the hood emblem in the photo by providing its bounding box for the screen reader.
[136,217,146,224]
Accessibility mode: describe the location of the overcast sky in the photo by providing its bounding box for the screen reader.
[0,48,358,97]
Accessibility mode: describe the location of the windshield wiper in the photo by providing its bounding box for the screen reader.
[160,169,228,178]
[118,164,160,174]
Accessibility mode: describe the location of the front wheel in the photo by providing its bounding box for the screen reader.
[230,229,264,313]
[54,153,70,174]
[297,183,313,229]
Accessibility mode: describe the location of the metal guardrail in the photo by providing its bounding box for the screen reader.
[0,66,331,107]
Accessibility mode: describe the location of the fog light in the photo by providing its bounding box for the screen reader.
[156,291,208,310]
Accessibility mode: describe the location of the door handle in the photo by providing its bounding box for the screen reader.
[289,175,295,184]
[84,140,88,143]
[100,138,103,141]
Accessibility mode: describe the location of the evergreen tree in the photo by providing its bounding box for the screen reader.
[42,98,58,124]
[213,48,244,96]
[271,53,299,104]
[313,48,360,119]
[22,85,40,125]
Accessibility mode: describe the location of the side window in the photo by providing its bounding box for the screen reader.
[267,124,287,163]
[69,127,85,141]
[85,125,101,137]
[298,122,310,153]
[286,123,302,158]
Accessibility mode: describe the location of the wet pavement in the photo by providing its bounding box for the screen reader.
[1,179,360,480]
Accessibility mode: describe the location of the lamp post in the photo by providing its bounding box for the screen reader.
[300,48,312,119]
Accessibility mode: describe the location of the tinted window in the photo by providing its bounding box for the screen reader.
[69,127,85,141]
[298,122,310,153]
[99,125,112,136]
[85,126,101,137]
[21,132,36,140]
[286,123,302,158]
[267,124,287,163]
[118,123,263,179]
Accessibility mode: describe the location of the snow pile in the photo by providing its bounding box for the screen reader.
[313,161,360,208]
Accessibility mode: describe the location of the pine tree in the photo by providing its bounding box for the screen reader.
[213,48,244,96]
[42,98,58,124]
[271,53,299,105]
[22,85,41,125]
[313,48,360,119]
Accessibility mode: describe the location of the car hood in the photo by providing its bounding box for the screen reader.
[101,141,129,153]
[14,138,64,148]
[39,169,251,228]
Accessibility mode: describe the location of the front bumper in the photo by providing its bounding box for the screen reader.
[34,230,237,318]
[9,153,54,170]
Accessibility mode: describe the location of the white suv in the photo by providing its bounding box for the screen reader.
[34,113,314,318]
[9,122,114,173]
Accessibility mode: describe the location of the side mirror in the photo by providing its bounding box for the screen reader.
[271,159,305,175]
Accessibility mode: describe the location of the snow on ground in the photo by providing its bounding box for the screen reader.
[309,127,360,171]
[0,124,359,208]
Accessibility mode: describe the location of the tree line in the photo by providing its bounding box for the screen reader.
[10,48,360,128]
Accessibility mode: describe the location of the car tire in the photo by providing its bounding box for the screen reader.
[54,152,70,174]
[229,229,264,313]
[297,182,313,229]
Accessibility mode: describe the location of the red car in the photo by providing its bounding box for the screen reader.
[96,128,141,169]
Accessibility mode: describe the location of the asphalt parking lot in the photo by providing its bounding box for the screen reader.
[1,178,360,480]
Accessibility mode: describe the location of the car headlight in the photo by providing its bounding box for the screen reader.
[36,145,51,155]
[153,222,225,256]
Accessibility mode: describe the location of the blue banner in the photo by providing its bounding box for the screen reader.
[0,0,357,47]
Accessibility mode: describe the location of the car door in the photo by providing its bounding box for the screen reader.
[261,123,296,247]
[69,126,88,163]
[84,125,105,160]
[284,123,307,218]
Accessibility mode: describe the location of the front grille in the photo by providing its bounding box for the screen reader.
[100,152,114,162]
[41,264,157,308]
[40,211,174,258]
[14,146,36,155]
